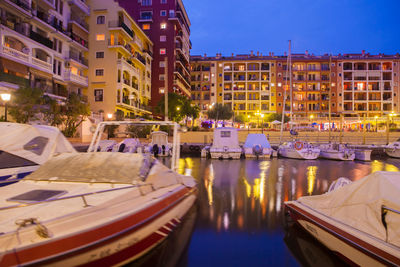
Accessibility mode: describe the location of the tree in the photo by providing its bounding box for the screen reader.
[8,86,43,123]
[207,104,233,126]
[266,113,290,123]
[42,96,64,127]
[180,98,200,127]
[156,92,186,122]
[233,114,245,124]
[62,93,90,137]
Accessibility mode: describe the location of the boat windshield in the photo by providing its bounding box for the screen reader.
[0,151,37,169]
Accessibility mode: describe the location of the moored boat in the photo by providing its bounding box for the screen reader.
[0,123,76,184]
[209,127,242,159]
[285,171,400,266]
[319,143,355,161]
[278,141,320,160]
[385,139,400,158]
[146,131,172,157]
[354,149,372,161]
[243,133,273,159]
[0,121,197,266]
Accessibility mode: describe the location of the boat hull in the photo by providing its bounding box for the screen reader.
[210,152,241,160]
[285,202,400,267]
[244,148,272,159]
[0,187,197,267]
[355,150,372,161]
[385,148,400,158]
[320,151,355,161]
[278,148,319,160]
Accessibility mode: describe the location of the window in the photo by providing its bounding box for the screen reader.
[142,24,150,30]
[160,10,167,16]
[96,34,105,41]
[94,89,103,101]
[159,88,165,93]
[161,0,167,3]
[220,131,231,138]
[159,75,165,81]
[95,69,104,76]
[160,35,166,42]
[97,16,105,24]
[160,48,166,55]
[160,23,166,29]
[159,61,165,67]
[141,0,152,6]
[140,11,152,20]
[96,51,104,58]
[169,10,174,17]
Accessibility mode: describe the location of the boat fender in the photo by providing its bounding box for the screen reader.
[162,145,166,155]
[118,143,126,153]
[294,142,303,151]
[152,144,159,157]
[253,144,263,155]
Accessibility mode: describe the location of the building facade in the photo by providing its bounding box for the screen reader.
[87,0,153,118]
[116,0,191,109]
[0,0,89,103]
[190,52,400,123]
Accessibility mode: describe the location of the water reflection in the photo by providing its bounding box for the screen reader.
[184,157,400,266]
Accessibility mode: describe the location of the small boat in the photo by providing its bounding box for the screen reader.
[285,171,400,266]
[146,131,172,157]
[354,149,372,161]
[278,141,320,160]
[319,143,355,161]
[0,123,76,184]
[243,133,272,159]
[113,138,141,153]
[209,127,242,159]
[385,139,400,158]
[0,121,197,266]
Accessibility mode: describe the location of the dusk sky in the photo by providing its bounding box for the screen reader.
[185,0,400,57]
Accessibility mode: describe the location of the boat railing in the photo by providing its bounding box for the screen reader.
[382,205,400,216]
[0,182,155,212]
[382,205,400,243]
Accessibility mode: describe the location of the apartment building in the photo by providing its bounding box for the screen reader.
[116,0,191,108]
[337,52,400,117]
[191,52,277,119]
[0,0,89,101]
[87,0,153,118]
[191,52,400,122]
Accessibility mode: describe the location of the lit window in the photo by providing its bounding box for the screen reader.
[96,34,105,41]
[94,89,103,101]
[95,69,104,76]
[96,16,105,24]
[160,10,166,16]
[141,0,152,6]
[159,88,165,93]
[160,35,166,42]
[160,23,166,29]
[142,24,150,30]
[96,51,104,58]
[160,48,166,55]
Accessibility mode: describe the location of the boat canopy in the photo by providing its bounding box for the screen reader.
[299,171,400,246]
[26,153,148,184]
[151,131,168,145]
[0,123,76,165]
[212,127,240,149]
[243,134,271,149]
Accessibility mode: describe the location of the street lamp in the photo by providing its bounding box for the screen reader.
[1,93,11,122]
[176,107,180,111]
[107,113,113,120]
[374,115,378,132]
[310,114,314,128]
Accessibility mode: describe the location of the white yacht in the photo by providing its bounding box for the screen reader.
[278,141,320,160]
[385,139,400,158]
[243,134,273,159]
[319,143,355,161]
[209,128,242,159]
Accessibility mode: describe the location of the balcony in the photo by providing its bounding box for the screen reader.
[68,51,88,67]
[108,20,133,39]
[117,59,140,77]
[0,72,29,88]
[5,0,32,15]
[68,0,90,15]
[134,52,146,66]
[64,70,88,87]
[69,14,89,32]
[29,30,53,49]
[108,39,131,54]
[70,32,88,49]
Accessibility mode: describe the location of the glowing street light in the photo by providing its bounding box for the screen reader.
[176,107,180,111]
[1,93,11,122]
[107,113,113,119]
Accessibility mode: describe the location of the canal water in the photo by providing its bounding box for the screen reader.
[163,157,400,267]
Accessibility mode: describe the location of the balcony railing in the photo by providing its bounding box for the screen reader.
[70,14,89,31]
[29,30,53,49]
[8,0,31,11]
[64,70,88,86]
[68,51,88,66]
[68,0,90,15]
[108,20,133,38]
[70,32,88,48]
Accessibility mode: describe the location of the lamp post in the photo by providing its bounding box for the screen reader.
[255,110,260,129]
[374,115,378,132]
[106,113,113,140]
[1,93,11,122]
[261,113,265,134]
[247,114,250,133]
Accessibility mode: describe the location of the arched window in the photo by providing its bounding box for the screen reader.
[97,16,105,24]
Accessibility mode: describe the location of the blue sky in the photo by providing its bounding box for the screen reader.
[184,0,400,56]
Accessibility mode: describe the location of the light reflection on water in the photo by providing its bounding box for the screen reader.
[178,157,400,267]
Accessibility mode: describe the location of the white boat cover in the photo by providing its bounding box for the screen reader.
[0,123,76,165]
[211,128,240,149]
[299,171,400,246]
[151,131,168,145]
[26,152,146,184]
[243,134,271,148]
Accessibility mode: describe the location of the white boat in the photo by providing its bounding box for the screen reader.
[209,127,242,159]
[285,171,400,266]
[0,123,76,184]
[319,143,355,161]
[385,139,400,158]
[354,149,372,161]
[146,131,172,157]
[113,138,141,153]
[278,141,320,160]
[96,140,117,152]
[243,133,272,159]
[0,121,197,266]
